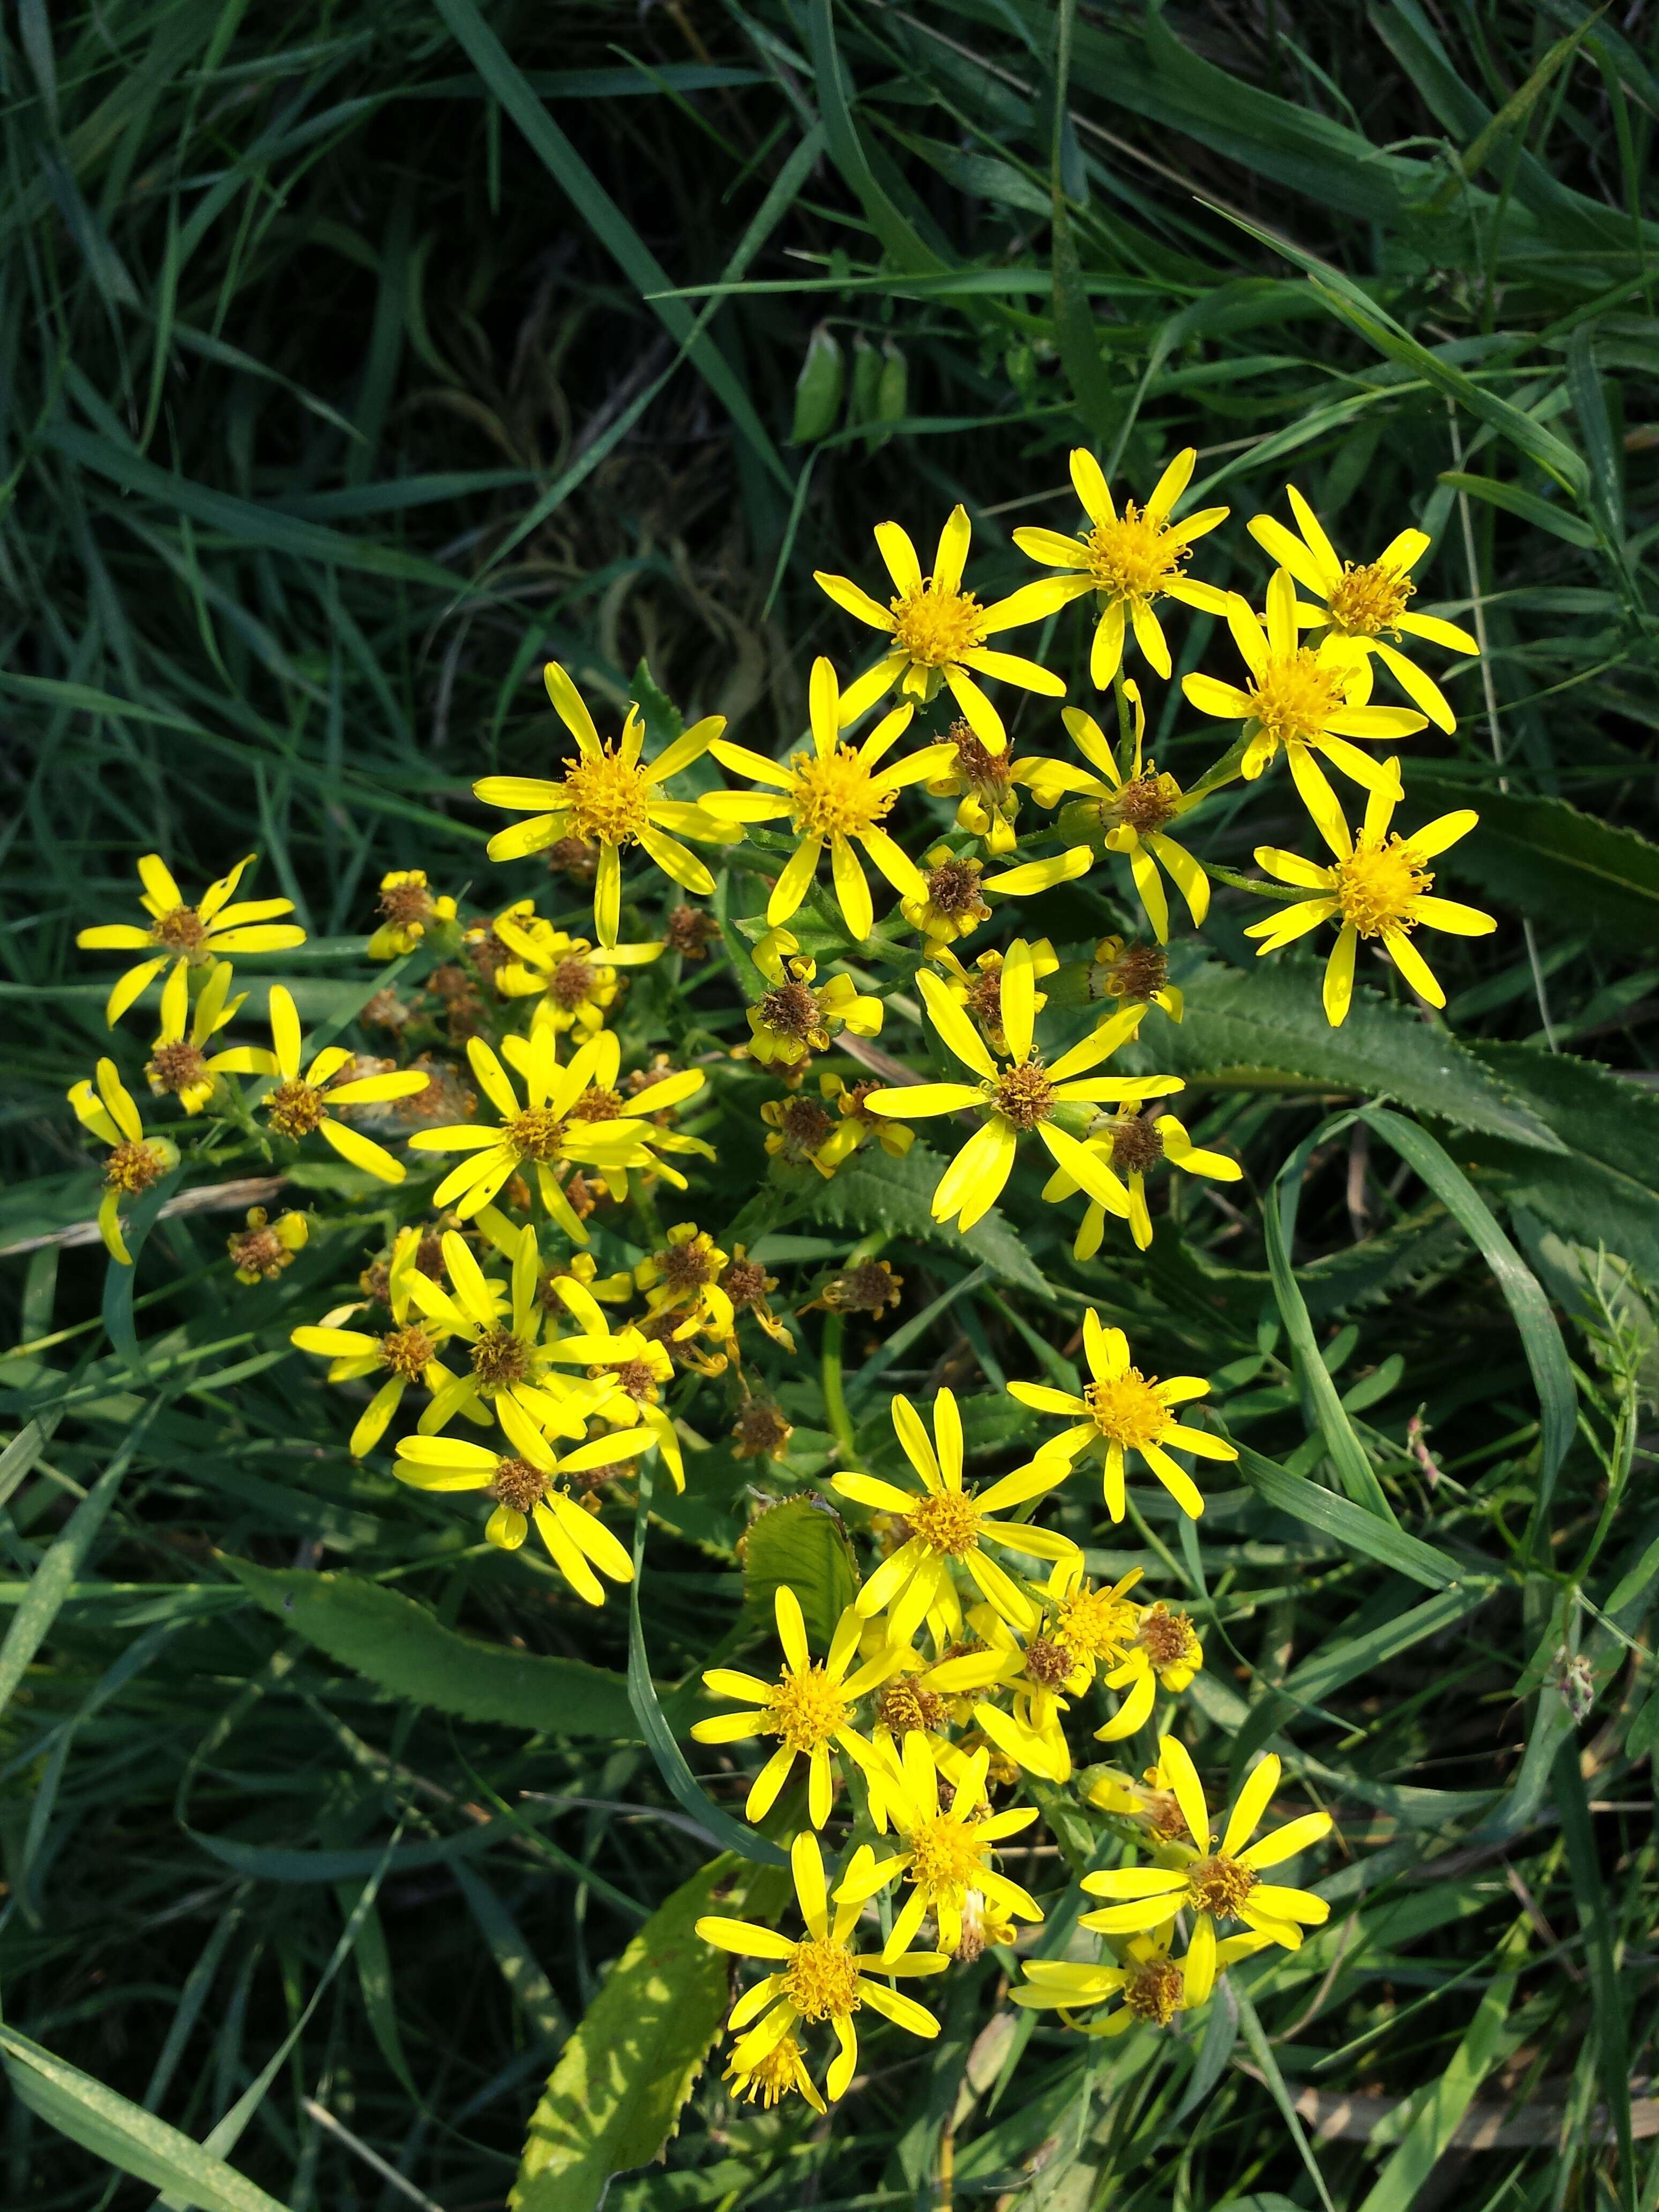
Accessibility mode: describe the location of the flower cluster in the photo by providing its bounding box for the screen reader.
[62,461,1491,2117]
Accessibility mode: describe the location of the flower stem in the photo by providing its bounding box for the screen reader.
[819,1232,888,1462]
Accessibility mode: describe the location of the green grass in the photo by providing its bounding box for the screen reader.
[2,2,1657,2209]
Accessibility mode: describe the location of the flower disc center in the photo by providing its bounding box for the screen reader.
[266,1079,327,1139]
[1084,1368,1170,1451]
[890,580,984,667]
[506,1106,567,1163]
[1186,1854,1258,1920]
[1328,559,1414,636]
[561,749,652,846]
[906,1489,982,1558]
[1334,835,1429,937]
[791,747,891,840]
[783,1937,862,2021]
[1085,504,1184,600]
[765,1664,851,1753]
[1245,649,1350,749]
[992,1062,1055,1129]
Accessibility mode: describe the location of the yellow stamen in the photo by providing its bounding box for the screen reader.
[905,1810,991,1899]
[783,1937,862,2021]
[1085,504,1187,601]
[1333,835,1430,937]
[561,749,652,845]
[266,1080,327,1139]
[1328,560,1414,637]
[906,1490,982,1558]
[1245,649,1350,749]
[791,748,892,839]
[1186,1855,1257,1919]
[890,580,984,666]
[1085,1369,1171,1451]
[764,1665,852,1754]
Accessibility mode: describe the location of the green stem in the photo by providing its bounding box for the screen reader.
[1112,667,1135,775]
[1198,857,1321,902]
[819,1231,888,1463]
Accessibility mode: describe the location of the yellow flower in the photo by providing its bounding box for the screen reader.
[1247,485,1477,731]
[406,1028,686,1240]
[691,1589,890,1827]
[1089,936,1183,1025]
[209,985,428,1183]
[818,1073,914,1165]
[1243,763,1493,1027]
[1053,1104,1244,1257]
[144,959,243,1114]
[226,1206,308,1284]
[582,1332,685,1486]
[745,935,883,1067]
[401,1225,634,1446]
[900,842,1092,946]
[1013,447,1231,687]
[815,506,1070,751]
[1093,1600,1205,1744]
[1007,1309,1235,1521]
[472,663,731,947]
[1182,572,1425,819]
[760,1091,842,1178]
[289,1225,458,1458]
[76,852,305,1026]
[702,659,954,940]
[831,1385,1078,1641]
[67,1059,178,1265]
[924,718,1034,855]
[367,870,457,960]
[697,1830,946,2105]
[722,2031,826,2114]
[395,1418,650,1605]
[1080,1738,1333,2002]
[634,1222,734,1337]
[838,1737,1042,1956]
[489,911,662,1037]
[1013,1924,1269,2034]
[862,941,1183,1233]
[719,1244,796,1352]
[1023,684,1209,943]
[932,938,1058,1057]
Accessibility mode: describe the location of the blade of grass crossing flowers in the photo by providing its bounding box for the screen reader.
[1231,1444,1462,1589]
[1552,1745,1636,2205]
[1236,1991,1337,2212]
[1357,1107,1575,1511]
[627,1475,787,1867]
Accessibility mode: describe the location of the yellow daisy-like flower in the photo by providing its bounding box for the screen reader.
[1013,447,1231,688]
[584,1332,685,1486]
[862,941,1183,1233]
[818,1073,915,1165]
[745,934,884,1068]
[1093,1600,1205,1744]
[634,1221,734,1338]
[1080,1738,1333,2002]
[395,1416,651,1604]
[1007,1309,1235,1521]
[289,1225,457,1458]
[144,959,243,1114]
[402,1225,633,1447]
[1243,761,1493,1028]
[209,985,428,1183]
[1055,1104,1244,1257]
[900,842,1092,946]
[840,1737,1042,1956]
[367,870,457,960]
[723,2031,826,2114]
[407,1028,685,1241]
[932,938,1058,1058]
[1024,684,1209,944]
[472,662,730,948]
[691,1588,889,1827]
[76,852,305,1026]
[1183,571,1425,819]
[1089,936,1183,1026]
[67,1058,179,1265]
[226,1205,308,1283]
[489,911,662,1037]
[1247,485,1478,731]
[1012,1924,1270,2035]
[697,1830,947,2106]
[924,719,1034,855]
[814,505,1070,752]
[831,1385,1079,1641]
[702,659,954,940]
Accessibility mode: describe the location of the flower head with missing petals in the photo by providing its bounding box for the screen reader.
[860,939,1184,1234]
[76,852,305,1027]
[815,507,1071,752]
[206,985,428,1183]
[1022,683,1209,945]
[1013,447,1231,689]
[1080,1737,1333,2004]
[488,910,663,1038]
[691,1588,891,1827]
[1007,1309,1236,1522]
[1183,572,1425,829]
[67,1059,180,1265]
[1048,1101,1243,1258]
[831,1386,1079,1644]
[144,959,244,1115]
[290,1223,462,1459]
[1012,1923,1269,2036]
[697,1830,947,2105]
[473,663,732,948]
[1248,484,1477,733]
[368,870,457,960]
[1243,763,1493,1027]
[700,659,956,945]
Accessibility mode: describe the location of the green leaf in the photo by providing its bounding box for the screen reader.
[510,1853,788,2212]
[1552,1745,1636,2204]
[739,1495,858,1654]
[1264,1186,1398,1521]
[1406,772,1659,951]
[220,1559,639,1738]
[0,2022,295,2212]
[1358,1108,1576,1497]
[1436,469,1599,548]
[1158,960,1562,1148]
[1231,1443,1464,1590]
[801,1143,1052,1295]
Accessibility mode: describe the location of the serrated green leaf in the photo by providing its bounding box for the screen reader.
[1162,960,1563,1149]
[801,1143,1052,1294]
[739,1494,858,1654]
[221,1559,639,1738]
[1408,773,1659,950]
[510,1853,788,2212]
